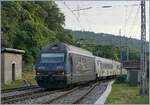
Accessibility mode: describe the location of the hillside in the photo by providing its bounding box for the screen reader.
[69,30,149,52]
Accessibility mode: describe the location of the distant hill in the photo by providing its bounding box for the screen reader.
[69,30,149,52]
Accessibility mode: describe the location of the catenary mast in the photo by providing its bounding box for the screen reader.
[140,0,147,96]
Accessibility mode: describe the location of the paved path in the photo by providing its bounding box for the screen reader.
[94,80,114,104]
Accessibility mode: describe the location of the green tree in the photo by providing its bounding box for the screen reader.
[1,1,74,65]
[128,48,140,60]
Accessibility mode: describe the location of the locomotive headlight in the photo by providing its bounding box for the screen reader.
[59,70,65,75]
[36,71,40,75]
[57,66,64,75]
[38,66,45,70]
[58,69,65,75]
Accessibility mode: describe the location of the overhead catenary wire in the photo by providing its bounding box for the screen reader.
[123,1,128,37]
[125,1,140,39]
[60,1,79,30]
[130,6,140,39]
[63,2,84,31]
[72,7,92,11]
[79,1,92,32]
[59,1,142,39]
[124,3,134,38]
[71,1,95,32]
[128,5,140,37]
[63,1,95,32]
[84,11,93,32]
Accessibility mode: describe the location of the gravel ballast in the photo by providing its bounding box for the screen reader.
[2,80,113,104]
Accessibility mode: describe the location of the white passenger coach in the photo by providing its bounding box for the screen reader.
[95,56,126,78]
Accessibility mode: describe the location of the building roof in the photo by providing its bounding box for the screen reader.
[1,48,25,54]
[123,60,140,70]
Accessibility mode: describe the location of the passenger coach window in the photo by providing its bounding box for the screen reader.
[40,53,64,63]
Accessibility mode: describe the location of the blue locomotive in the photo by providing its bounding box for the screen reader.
[35,42,126,89]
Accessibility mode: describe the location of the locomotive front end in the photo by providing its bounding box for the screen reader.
[35,44,67,89]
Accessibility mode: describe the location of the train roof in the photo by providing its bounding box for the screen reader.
[95,56,120,64]
[42,42,94,57]
[66,43,93,56]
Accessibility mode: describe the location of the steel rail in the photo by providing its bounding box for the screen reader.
[2,87,77,104]
[1,85,39,93]
[1,88,43,100]
[2,90,45,104]
[42,82,99,104]
[72,82,99,104]
[42,87,80,104]
[2,89,62,104]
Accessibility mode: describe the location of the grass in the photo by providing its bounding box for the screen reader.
[106,83,149,104]
[22,70,36,85]
[1,70,37,90]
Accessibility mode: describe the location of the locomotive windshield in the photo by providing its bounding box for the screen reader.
[40,53,64,63]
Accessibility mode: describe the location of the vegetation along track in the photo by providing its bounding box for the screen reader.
[42,82,99,104]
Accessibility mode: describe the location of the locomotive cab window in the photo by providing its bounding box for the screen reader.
[40,53,65,63]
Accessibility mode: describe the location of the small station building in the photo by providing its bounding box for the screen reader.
[123,60,140,85]
[1,48,25,83]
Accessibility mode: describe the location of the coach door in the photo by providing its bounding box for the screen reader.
[69,54,73,83]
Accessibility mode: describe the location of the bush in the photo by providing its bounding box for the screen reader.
[115,75,127,83]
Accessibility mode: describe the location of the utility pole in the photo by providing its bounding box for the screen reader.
[119,29,123,75]
[140,0,147,96]
[126,43,129,61]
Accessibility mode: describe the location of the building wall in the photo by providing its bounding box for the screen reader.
[2,52,22,83]
[127,69,140,85]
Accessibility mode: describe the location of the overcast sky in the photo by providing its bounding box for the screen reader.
[55,1,149,41]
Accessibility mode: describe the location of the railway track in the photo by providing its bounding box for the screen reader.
[42,86,80,104]
[42,82,99,104]
[1,86,78,104]
[1,85,39,93]
[1,87,44,99]
[2,80,111,104]
[1,89,45,104]
[73,83,98,104]
[2,88,64,104]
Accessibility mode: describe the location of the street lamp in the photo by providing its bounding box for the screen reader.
[101,6,112,8]
[101,4,140,8]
